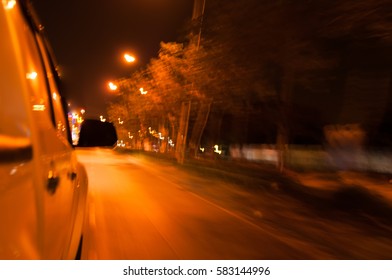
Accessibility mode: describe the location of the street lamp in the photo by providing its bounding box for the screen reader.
[124,53,136,63]
[108,82,118,91]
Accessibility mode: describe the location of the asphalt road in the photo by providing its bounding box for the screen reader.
[76,148,392,259]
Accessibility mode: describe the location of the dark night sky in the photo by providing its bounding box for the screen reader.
[32,0,194,118]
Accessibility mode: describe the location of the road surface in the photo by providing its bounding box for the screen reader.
[76,148,392,259]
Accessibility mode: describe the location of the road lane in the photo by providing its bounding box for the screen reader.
[76,148,312,259]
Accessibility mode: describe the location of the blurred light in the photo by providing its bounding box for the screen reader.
[124,53,136,63]
[33,104,45,111]
[200,147,205,153]
[139,88,148,95]
[52,92,57,101]
[168,139,175,147]
[81,109,85,114]
[214,145,222,155]
[4,0,16,9]
[26,71,38,80]
[10,167,17,176]
[108,82,118,91]
[117,140,125,147]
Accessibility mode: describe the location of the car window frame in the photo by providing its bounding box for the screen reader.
[20,0,73,146]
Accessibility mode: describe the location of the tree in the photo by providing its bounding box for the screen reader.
[108,42,195,153]
[185,0,335,170]
[108,0,392,166]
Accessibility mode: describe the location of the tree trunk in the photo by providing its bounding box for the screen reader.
[175,101,191,163]
[167,113,177,155]
[189,100,212,158]
[276,71,293,173]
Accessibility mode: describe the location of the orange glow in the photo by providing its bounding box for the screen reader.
[26,71,38,80]
[4,0,16,10]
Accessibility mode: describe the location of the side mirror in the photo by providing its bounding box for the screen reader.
[0,135,32,163]
[77,119,118,147]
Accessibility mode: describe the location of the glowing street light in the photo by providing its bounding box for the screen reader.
[124,53,136,63]
[108,82,118,91]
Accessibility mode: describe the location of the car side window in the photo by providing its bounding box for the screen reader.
[35,34,71,144]
[9,4,54,131]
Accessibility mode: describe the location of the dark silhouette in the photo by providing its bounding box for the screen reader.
[78,119,118,147]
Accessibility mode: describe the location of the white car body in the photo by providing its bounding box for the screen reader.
[0,0,88,259]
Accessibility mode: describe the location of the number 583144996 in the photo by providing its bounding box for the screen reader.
[216,267,270,276]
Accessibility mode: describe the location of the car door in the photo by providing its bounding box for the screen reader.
[0,2,38,259]
[34,31,87,259]
[0,0,76,259]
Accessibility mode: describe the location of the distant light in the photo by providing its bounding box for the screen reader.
[117,140,125,147]
[214,145,222,155]
[52,92,57,101]
[80,109,85,114]
[4,0,16,9]
[26,72,38,80]
[139,88,147,95]
[169,139,175,147]
[124,53,136,63]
